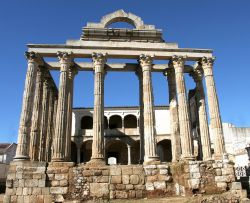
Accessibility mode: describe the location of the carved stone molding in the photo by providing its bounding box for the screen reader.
[92,52,107,73]
[57,51,73,65]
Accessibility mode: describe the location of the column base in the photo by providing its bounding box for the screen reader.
[143,156,160,165]
[13,155,30,161]
[181,155,196,161]
[51,157,67,162]
[86,158,106,167]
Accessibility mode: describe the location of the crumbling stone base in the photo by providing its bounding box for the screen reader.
[4,160,246,203]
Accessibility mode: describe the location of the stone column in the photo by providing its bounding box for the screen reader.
[199,57,225,159]
[39,75,50,161]
[15,52,40,160]
[135,70,144,164]
[127,144,131,165]
[89,53,106,165]
[138,54,159,164]
[50,94,58,160]
[45,86,55,162]
[65,66,78,161]
[52,52,73,162]
[29,65,44,161]
[164,68,181,162]
[169,56,194,160]
[191,66,212,161]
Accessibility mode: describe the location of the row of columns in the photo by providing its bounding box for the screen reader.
[15,51,225,164]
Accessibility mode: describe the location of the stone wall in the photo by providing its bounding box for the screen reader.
[4,160,239,203]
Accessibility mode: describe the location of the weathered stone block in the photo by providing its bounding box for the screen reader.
[59,179,68,186]
[50,187,68,194]
[215,176,227,182]
[90,183,109,197]
[130,174,139,185]
[115,190,128,199]
[126,184,134,190]
[116,184,126,190]
[215,169,222,176]
[128,190,136,198]
[231,182,242,190]
[133,167,144,175]
[145,182,154,190]
[6,179,13,188]
[122,175,130,184]
[93,170,102,176]
[82,170,92,177]
[122,167,133,175]
[17,195,24,203]
[22,187,32,195]
[189,164,200,173]
[7,173,16,179]
[134,184,145,190]
[190,172,201,179]
[10,195,17,202]
[42,187,50,195]
[217,182,227,189]
[33,173,42,179]
[38,179,46,187]
[110,166,121,175]
[102,169,109,176]
[51,180,59,186]
[93,175,109,183]
[159,169,168,175]
[153,181,166,189]
[55,173,68,181]
[188,179,200,189]
[32,187,42,195]
[146,175,158,182]
[111,175,122,184]
[136,190,143,198]
[16,187,23,195]
[25,179,38,187]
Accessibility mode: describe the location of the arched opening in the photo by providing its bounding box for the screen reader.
[109,115,122,129]
[131,140,140,164]
[124,114,137,128]
[106,139,127,164]
[71,142,77,163]
[104,116,108,129]
[157,139,172,162]
[81,116,93,129]
[80,140,92,163]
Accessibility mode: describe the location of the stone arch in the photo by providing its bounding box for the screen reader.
[101,10,143,29]
[81,116,93,129]
[87,10,155,30]
[105,139,128,165]
[109,115,122,129]
[157,139,172,162]
[124,114,137,128]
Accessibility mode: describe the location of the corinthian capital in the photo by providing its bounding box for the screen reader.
[57,51,74,64]
[138,54,154,68]
[25,51,40,63]
[199,57,215,68]
[92,53,107,67]
[169,55,186,68]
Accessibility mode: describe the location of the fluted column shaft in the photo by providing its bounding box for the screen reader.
[200,57,225,159]
[164,68,181,162]
[65,67,78,161]
[170,56,194,160]
[139,54,159,164]
[15,52,40,160]
[45,87,55,162]
[136,70,144,163]
[52,52,72,162]
[39,76,50,161]
[90,53,106,164]
[192,67,212,160]
[29,66,44,160]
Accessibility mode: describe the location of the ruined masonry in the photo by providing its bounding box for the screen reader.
[4,10,246,202]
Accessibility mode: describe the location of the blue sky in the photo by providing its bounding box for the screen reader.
[0,0,250,142]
